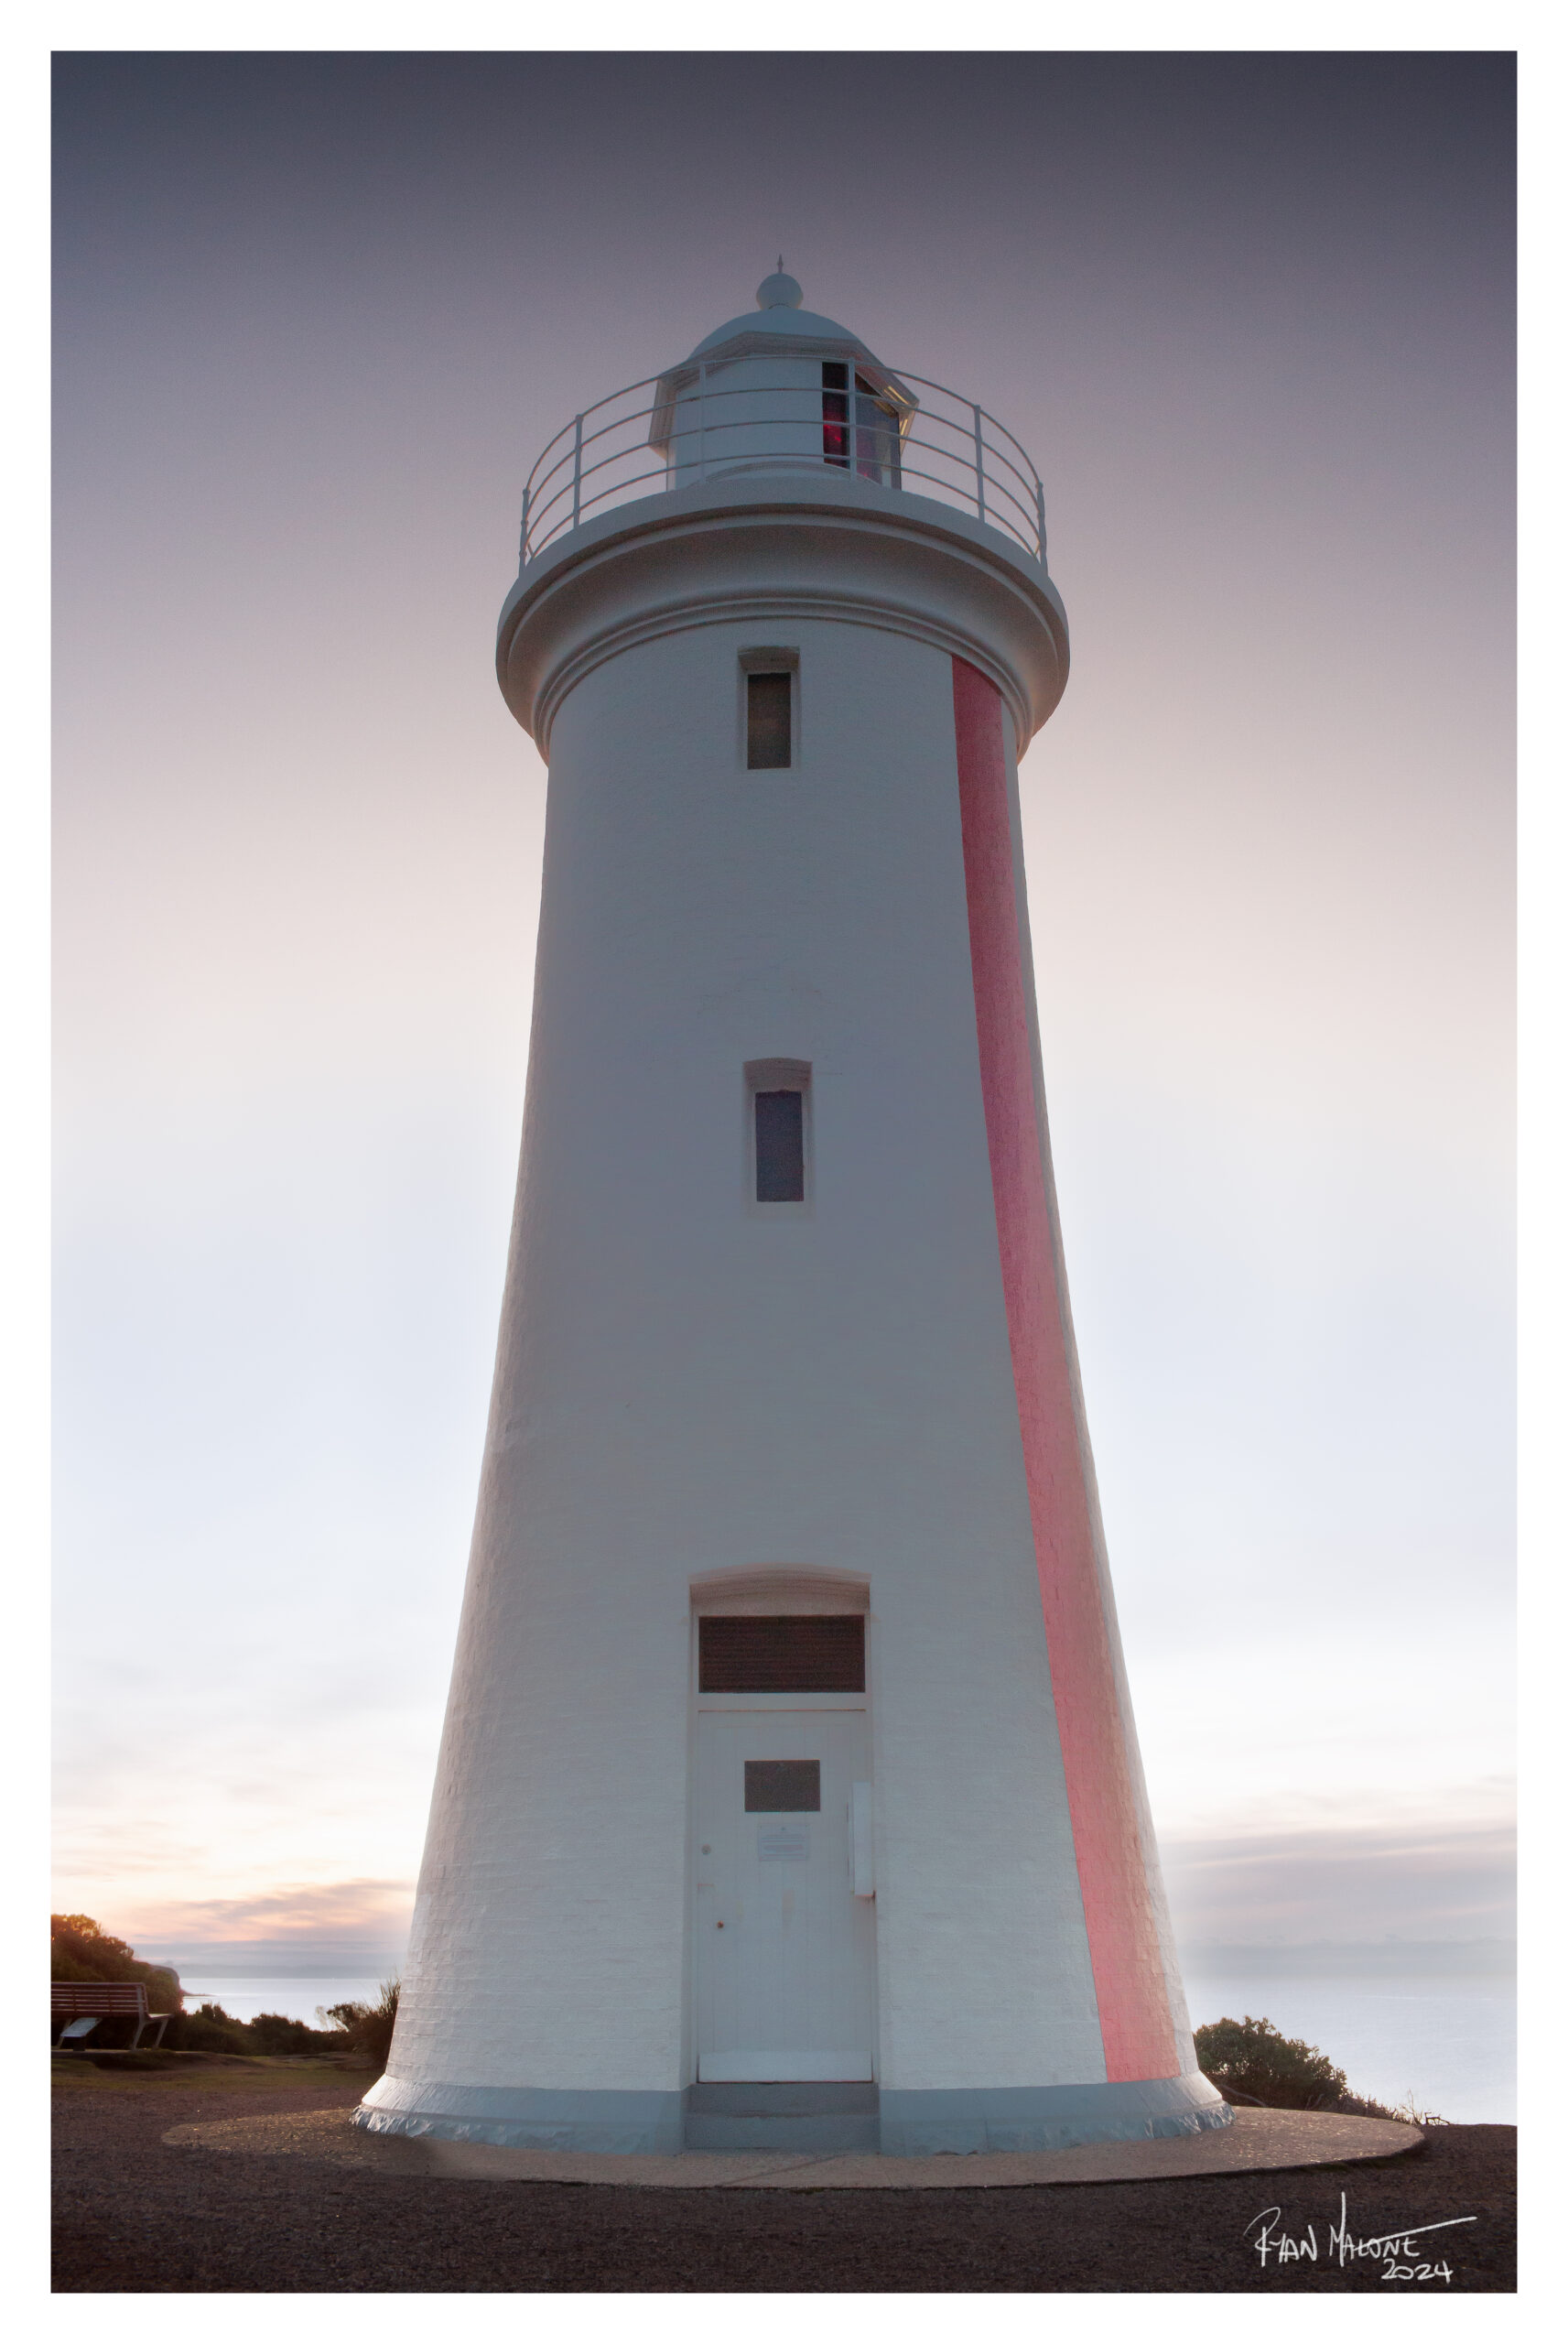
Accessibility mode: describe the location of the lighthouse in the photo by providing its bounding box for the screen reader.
[358,273,1229,2156]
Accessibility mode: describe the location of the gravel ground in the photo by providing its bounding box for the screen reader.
[53,2078,1516,2293]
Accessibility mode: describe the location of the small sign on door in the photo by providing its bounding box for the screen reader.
[758,1820,809,1861]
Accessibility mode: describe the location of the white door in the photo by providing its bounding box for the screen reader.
[693,1709,875,2081]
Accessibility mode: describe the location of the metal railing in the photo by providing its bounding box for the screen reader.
[518,362,1048,568]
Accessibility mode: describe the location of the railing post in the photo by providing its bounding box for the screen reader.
[697,362,707,482]
[519,483,530,567]
[972,405,986,525]
[1035,479,1047,565]
[849,374,860,478]
[571,415,583,528]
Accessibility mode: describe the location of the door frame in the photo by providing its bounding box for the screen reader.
[686,1566,874,2089]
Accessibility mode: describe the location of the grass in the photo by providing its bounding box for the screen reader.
[52,2051,378,2093]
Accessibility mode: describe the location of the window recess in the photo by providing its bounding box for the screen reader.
[747,671,791,768]
[755,1090,804,1201]
[739,646,799,771]
[744,1058,811,1209]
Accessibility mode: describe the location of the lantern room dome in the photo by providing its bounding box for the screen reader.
[687,273,881,367]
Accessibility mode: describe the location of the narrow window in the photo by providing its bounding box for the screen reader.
[823,361,902,486]
[822,360,849,467]
[754,1088,805,1202]
[746,670,792,769]
[745,1057,810,1209]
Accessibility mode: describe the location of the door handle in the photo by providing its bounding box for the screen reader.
[849,1782,875,1897]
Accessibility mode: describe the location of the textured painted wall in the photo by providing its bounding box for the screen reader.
[954,655,1183,2081]
[393,614,1109,2100]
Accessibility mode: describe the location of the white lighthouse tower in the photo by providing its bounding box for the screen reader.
[359,273,1229,2156]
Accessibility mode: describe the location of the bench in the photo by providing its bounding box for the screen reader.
[52,1980,174,2051]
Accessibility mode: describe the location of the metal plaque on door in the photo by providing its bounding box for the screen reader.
[757,1820,809,1861]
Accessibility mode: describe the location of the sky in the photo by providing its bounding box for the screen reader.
[51,49,1515,1976]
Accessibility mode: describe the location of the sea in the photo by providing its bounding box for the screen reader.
[179,1968,1515,2125]
[178,1977,386,2030]
[1181,1970,1515,2125]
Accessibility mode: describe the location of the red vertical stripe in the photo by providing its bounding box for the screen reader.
[953,656,1178,2082]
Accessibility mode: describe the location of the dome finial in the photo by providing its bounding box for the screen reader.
[756,263,804,311]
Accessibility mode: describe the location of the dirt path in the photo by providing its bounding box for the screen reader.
[52,2078,1516,2293]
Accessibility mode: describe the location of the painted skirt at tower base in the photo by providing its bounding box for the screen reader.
[354,2068,1232,2155]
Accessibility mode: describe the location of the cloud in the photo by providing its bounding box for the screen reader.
[1162,1818,1515,1951]
[107,1877,415,1947]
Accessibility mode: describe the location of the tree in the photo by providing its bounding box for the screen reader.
[51,1914,184,2044]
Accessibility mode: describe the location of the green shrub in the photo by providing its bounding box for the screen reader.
[1195,2015,1348,2111]
[156,2001,341,2056]
[319,1977,400,2070]
[158,2002,256,2054]
[247,2010,342,2056]
[1195,2017,1445,2124]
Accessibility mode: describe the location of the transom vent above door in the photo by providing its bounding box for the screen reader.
[699,1613,865,1693]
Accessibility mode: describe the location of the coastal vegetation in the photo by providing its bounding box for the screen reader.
[317,1976,400,2068]
[54,1915,1439,2116]
[52,1913,182,2008]
[50,1913,396,2066]
[1195,2013,1444,2124]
